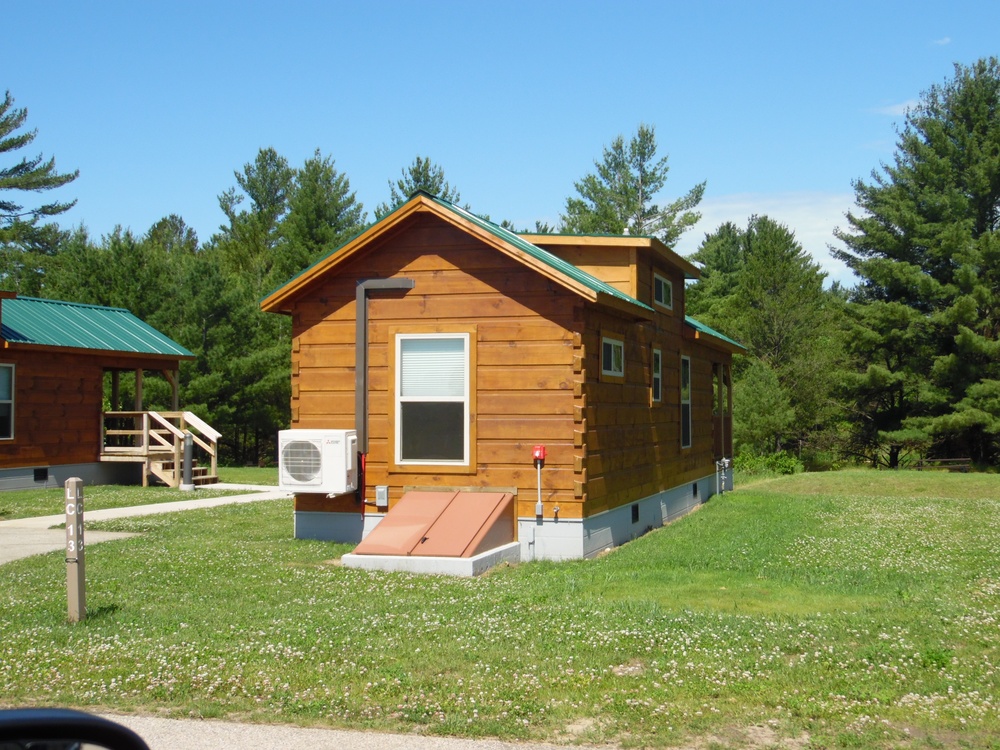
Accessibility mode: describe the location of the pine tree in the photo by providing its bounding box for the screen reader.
[374,156,460,219]
[0,91,78,226]
[215,147,294,292]
[688,215,847,457]
[561,124,705,246]
[835,57,1000,464]
[279,149,365,278]
[0,91,78,291]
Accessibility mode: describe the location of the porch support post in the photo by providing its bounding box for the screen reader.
[162,368,180,410]
[111,371,120,411]
[134,369,144,410]
[725,364,734,456]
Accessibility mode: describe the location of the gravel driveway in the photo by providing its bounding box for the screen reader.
[104,714,584,750]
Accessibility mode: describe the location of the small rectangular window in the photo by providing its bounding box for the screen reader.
[601,336,625,379]
[680,355,691,449]
[396,334,469,464]
[651,348,662,403]
[0,364,13,440]
[653,273,673,310]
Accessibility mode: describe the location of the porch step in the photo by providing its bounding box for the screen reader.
[149,460,219,487]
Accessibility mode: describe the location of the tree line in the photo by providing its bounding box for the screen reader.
[2,57,999,469]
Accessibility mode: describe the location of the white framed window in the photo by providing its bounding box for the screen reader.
[653,273,674,310]
[601,335,625,379]
[0,364,12,440]
[395,333,469,465]
[651,348,662,403]
[680,355,691,448]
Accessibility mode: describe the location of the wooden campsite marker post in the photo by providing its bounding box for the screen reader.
[65,477,85,623]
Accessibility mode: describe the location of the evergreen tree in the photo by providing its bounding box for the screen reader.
[0,91,78,226]
[0,91,78,291]
[145,214,199,256]
[834,57,1000,464]
[561,124,705,246]
[685,221,745,323]
[278,149,365,278]
[732,360,796,454]
[374,156,461,219]
[216,147,294,293]
[688,215,847,458]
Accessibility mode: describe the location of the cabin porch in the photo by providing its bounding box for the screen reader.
[101,411,220,488]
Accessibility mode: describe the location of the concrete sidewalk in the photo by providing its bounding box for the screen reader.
[0,484,290,565]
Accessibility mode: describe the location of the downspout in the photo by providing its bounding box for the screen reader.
[355,278,416,503]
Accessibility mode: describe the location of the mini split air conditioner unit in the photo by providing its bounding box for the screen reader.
[278,429,358,494]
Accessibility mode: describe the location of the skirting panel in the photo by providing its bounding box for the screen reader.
[294,510,364,543]
[295,470,732,561]
[0,462,137,491]
[519,472,721,561]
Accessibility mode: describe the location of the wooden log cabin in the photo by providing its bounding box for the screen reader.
[0,293,219,490]
[261,191,742,561]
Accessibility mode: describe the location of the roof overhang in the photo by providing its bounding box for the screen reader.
[1,339,193,364]
[683,317,746,354]
[261,194,653,319]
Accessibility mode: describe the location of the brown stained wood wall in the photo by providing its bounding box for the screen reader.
[288,214,734,522]
[578,293,728,517]
[289,215,583,519]
[0,350,108,468]
[0,347,185,470]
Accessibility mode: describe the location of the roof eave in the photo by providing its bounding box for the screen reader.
[682,326,746,354]
[260,196,437,313]
[596,291,655,320]
[261,194,653,316]
[2,340,194,362]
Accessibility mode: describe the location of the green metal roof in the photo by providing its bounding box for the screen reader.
[684,315,745,350]
[1,296,193,357]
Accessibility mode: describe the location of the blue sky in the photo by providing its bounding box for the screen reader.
[5,1,999,285]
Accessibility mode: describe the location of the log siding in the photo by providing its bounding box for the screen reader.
[266,195,740,557]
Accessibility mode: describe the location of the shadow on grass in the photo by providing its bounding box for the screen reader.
[84,603,122,619]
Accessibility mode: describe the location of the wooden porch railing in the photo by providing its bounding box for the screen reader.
[101,411,220,487]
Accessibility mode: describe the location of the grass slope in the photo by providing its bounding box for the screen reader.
[1,469,997,749]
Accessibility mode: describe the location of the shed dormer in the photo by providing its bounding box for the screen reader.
[518,234,700,315]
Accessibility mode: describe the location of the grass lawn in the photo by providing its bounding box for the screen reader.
[1,469,997,749]
[217,466,279,486]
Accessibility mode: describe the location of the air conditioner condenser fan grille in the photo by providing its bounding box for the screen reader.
[281,440,323,482]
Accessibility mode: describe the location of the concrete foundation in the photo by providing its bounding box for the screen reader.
[341,541,520,577]
[295,468,734,563]
[293,510,365,543]
[519,471,724,561]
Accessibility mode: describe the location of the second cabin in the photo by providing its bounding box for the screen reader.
[261,191,742,562]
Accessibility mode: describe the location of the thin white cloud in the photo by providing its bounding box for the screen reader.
[933,36,952,46]
[873,99,919,117]
[674,192,859,287]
